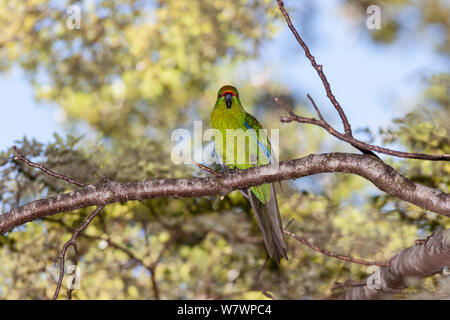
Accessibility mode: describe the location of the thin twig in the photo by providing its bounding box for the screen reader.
[204,227,263,244]
[276,97,450,161]
[253,257,278,300]
[275,1,450,161]
[13,146,87,187]
[284,230,390,267]
[254,257,270,284]
[275,97,323,126]
[306,93,325,122]
[193,161,223,177]
[46,215,167,300]
[276,0,352,136]
[52,205,104,300]
[150,271,160,300]
[331,279,366,291]
[147,231,180,300]
[150,232,180,271]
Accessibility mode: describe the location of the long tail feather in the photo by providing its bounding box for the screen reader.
[245,183,288,263]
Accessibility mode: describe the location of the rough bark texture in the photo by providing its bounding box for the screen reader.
[1,153,449,235]
[340,229,450,299]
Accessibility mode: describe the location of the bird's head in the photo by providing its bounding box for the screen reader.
[216,85,240,109]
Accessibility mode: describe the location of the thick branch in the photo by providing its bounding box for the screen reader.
[340,229,450,300]
[1,153,449,235]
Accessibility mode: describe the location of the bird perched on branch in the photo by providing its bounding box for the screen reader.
[210,85,288,263]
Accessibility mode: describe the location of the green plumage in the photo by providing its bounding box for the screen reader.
[210,85,287,263]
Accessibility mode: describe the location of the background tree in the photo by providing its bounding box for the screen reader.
[0,0,448,299]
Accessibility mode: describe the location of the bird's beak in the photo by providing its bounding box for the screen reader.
[225,93,233,109]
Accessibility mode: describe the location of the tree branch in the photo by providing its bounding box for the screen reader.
[253,257,278,300]
[13,146,87,187]
[340,229,450,299]
[276,0,352,136]
[52,205,104,300]
[284,230,389,267]
[193,160,223,177]
[1,153,448,236]
[45,212,175,300]
[277,96,450,161]
[275,1,450,161]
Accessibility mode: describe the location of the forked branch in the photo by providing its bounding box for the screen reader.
[275,0,450,161]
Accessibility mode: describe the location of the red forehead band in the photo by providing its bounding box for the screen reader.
[220,91,237,97]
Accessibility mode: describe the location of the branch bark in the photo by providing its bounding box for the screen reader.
[275,0,450,161]
[1,153,449,235]
[340,229,450,300]
[13,146,87,187]
[277,96,450,161]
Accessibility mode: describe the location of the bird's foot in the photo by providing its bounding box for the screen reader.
[222,165,239,174]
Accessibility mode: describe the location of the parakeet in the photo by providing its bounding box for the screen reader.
[210,85,288,263]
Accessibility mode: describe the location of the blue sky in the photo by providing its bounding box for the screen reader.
[0,0,447,151]
[259,1,447,134]
[0,70,64,151]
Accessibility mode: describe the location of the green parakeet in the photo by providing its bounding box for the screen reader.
[210,85,288,263]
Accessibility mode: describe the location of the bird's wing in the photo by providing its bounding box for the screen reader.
[244,112,273,164]
[244,112,283,192]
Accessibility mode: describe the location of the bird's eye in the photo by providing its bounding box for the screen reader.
[218,93,222,98]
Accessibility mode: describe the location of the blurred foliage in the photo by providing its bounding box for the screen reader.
[377,72,449,236]
[343,0,449,54]
[0,0,278,137]
[0,0,448,300]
